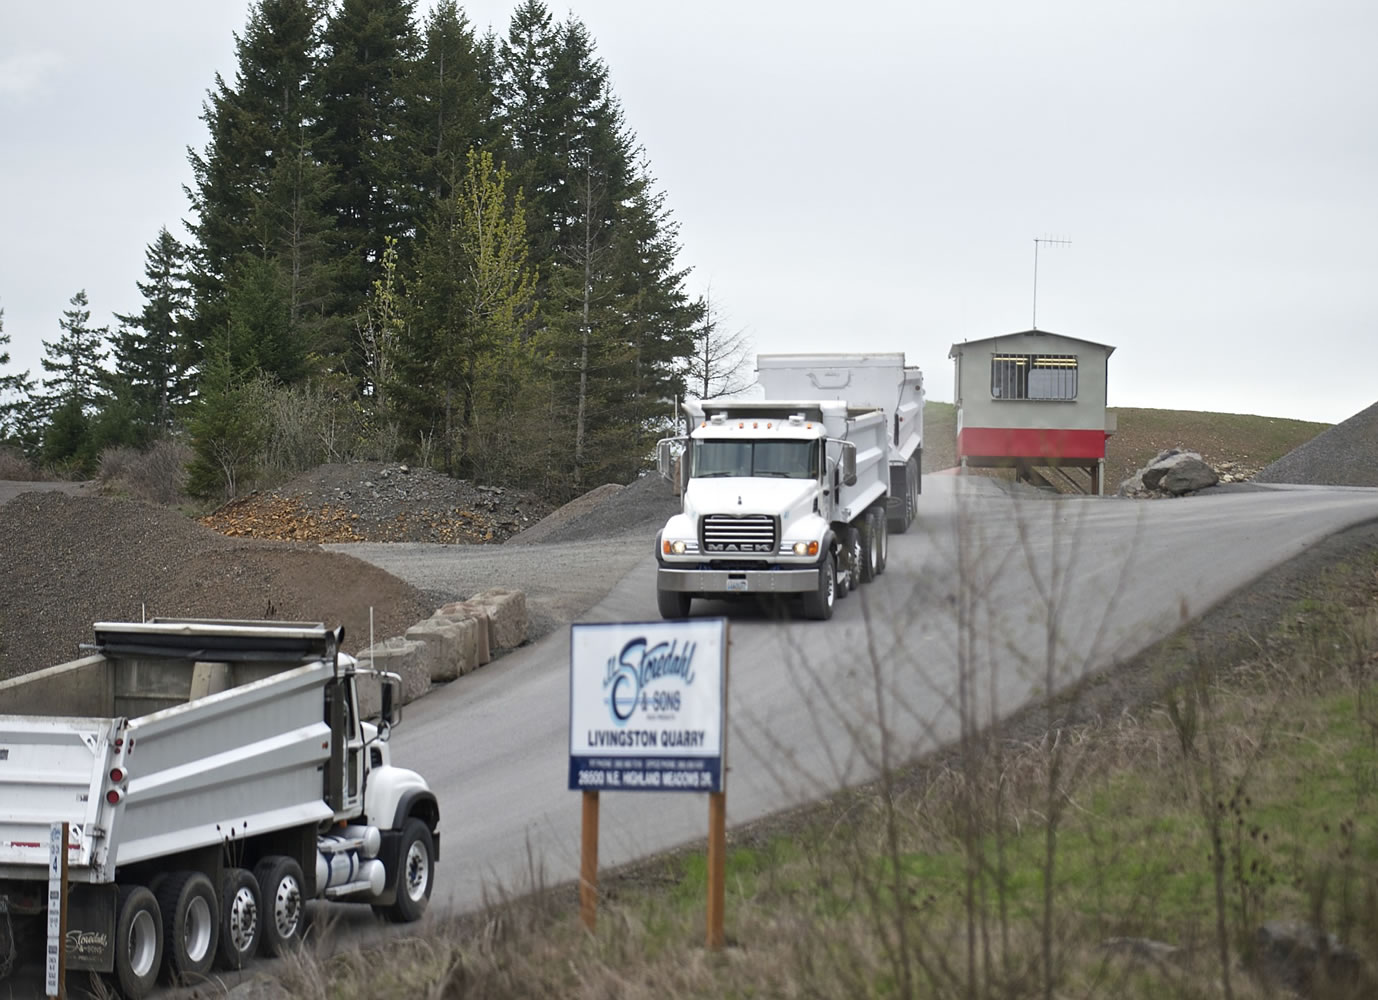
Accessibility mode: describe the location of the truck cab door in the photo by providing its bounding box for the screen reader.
[326,677,366,817]
[341,679,365,816]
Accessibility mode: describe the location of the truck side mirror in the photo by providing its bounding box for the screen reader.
[656,437,686,484]
[841,442,857,487]
[381,677,401,729]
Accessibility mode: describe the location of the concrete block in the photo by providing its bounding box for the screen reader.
[470,588,527,649]
[438,602,492,665]
[357,636,430,711]
[406,617,473,682]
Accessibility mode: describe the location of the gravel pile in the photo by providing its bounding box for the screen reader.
[507,474,680,545]
[200,462,554,543]
[1254,401,1378,487]
[0,492,433,681]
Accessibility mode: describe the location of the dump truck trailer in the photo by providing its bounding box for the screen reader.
[0,618,440,998]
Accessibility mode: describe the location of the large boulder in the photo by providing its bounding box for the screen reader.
[1158,456,1219,495]
[1122,449,1219,497]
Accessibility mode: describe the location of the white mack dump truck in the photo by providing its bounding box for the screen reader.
[655,353,923,620]
[0,619,440,998]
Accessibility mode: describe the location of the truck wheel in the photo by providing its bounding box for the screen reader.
[874,509,888,574]
[858,515,877,583]
[381,818,435,923]
[842,526,861,595]
[156,871,219,984]
[114,885,163,1000]
[891,463,917,534]
[215,867,261,971]
[801,553,835,620]
[254,856,306,956]
[657,588,691,619]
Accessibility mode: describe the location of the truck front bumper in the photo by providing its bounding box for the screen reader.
[657,566,820,594]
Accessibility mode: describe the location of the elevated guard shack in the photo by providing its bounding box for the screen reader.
[948,330,1116,495]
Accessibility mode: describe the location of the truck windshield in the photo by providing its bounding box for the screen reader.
[690,439,818,480]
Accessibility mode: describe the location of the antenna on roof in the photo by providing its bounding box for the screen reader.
[1032,236,1071,330]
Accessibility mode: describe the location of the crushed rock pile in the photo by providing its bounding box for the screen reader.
[0,492,433,680]
[200,462,554,543]
[506,474,681,546]
[1254,400,1378,487]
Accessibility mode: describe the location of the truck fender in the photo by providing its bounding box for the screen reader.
[389,789,440,860]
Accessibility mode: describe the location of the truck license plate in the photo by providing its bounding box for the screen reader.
[725,578,748,592]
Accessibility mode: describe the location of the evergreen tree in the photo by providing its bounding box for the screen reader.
[36,291,109,471]
[186,0,327,365]
[0,307,39,454]
[315,0,424,341]
[41,291,109,413]
[246,138,342,360]
[224,254,306,384]
[110,227,196,436]
[495,0,561,254]
[599,171,702,474]
[416,1,496,202]
[185,347,269,500]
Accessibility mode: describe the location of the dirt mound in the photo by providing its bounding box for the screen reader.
[199,462,554,543]
[0,492,433,681]
[1254,401,1378,487]
[507,475,681,546]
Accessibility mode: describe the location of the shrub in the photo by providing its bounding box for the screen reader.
[0,444,38,480]
[98,438,191,506]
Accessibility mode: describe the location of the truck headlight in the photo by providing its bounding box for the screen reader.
[793,541,819,556]
[662,539,687,555]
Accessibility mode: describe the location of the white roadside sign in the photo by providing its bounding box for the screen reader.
[569,618,727,793]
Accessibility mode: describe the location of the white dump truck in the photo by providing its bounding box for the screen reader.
[654,353,924,620]
[0,619,440,998]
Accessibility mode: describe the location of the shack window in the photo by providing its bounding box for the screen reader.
[990,354,1078,400]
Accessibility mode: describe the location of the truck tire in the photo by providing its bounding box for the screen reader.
[379,817,435,923]
[114,885,163,1000]
[842,526,862,595]
[890,462,917,534]
[800,553,835,620]
[874,508,888,574]
[215,867,261,971]
[156,871,218,984]
[858,515,877,583]
[254,856,306,957]
[657,588,691,619]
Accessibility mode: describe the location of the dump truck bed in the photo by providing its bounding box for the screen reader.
[0,620,341,882]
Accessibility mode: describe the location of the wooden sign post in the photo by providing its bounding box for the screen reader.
[569,619,729,946]
[579,790,599,931]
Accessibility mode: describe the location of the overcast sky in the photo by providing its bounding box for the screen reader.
[2,1,1375,424]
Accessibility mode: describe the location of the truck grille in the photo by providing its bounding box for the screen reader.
[701,514,777,554]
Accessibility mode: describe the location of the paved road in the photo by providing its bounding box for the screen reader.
[364,477,1378,915]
